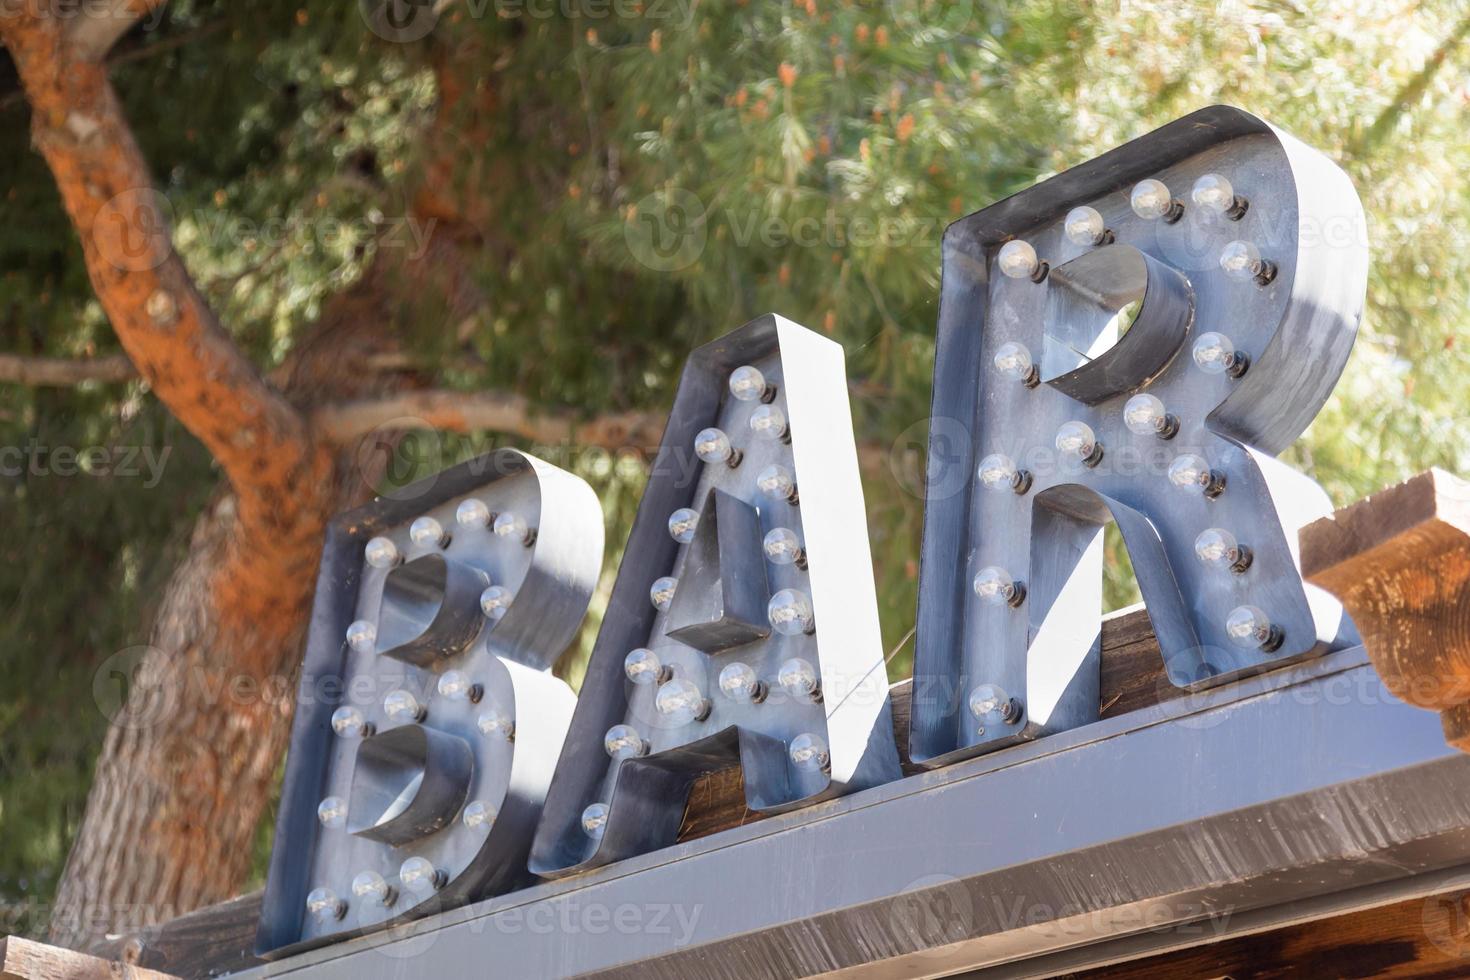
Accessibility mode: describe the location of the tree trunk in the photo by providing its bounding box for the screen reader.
[46,230,490,950]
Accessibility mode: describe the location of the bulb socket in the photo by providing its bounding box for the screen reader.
[1011,469,1033,495]
[467,684,484,705]
[1252,259,1278,287]
[760,383,778,404]
[1021,364,1041,389]
[726,449,744,469]
[1225,195,1250,221]
[1226,351,1251,379]
[1202,470,1228,499]
[1081,443,1104,468]
[1162,199,1185,223]
[1157,414,1180,440]
[751,681,769,704]
[1006,581,1028,608]
[1230,545,1253,574]
[1261,624,1285,653]
[793,548,809,570]
[1029,261,1050,284]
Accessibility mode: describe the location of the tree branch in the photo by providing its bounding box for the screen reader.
[66,0,169,63]
[0,352,137,385]
[1352,11,1470,160]
[311,390,893,473]
[0,8,333,543]
[310,390,667,452]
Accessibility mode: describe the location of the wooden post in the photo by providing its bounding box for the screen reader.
[1300,467,1470,753]
[0,936,177,979]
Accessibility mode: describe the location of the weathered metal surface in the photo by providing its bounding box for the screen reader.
[236,645,1470,979]
[530,313,900,878]
[912,105,1367,769]
[255,449,603,958]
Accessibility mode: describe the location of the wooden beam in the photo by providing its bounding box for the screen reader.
[1063,883,1470,979]
[0,935,176,979]
[1301,468,1470,752]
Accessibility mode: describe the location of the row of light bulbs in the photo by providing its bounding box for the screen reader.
[965,169,1286,734]
[583,363,833,842]
[306,496,546,925]
[994,172,1276,288]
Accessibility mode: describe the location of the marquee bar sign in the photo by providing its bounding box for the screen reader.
[256,106,1371,960]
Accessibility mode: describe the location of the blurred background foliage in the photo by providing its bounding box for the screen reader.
[1,0,1466,933]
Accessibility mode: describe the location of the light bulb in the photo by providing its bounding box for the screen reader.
[351,870,394,907]
[331,706,370,738]
[789,732,830,773]
[345,619,376,654]
[749,404,788,441]
[306,887,346,923]
[480,585,513,620]
[462,799,496,830]
[1192,331,1242,376]
[604,724,648,760]
[695,427,737,465]
[1130,178,1180,221]
[623,647,664,685]
[477,709,515,740]
[650,575,678,611]
[437,670,475,702]
[1191,173,1242,217]
[1064,205,1107,246]
[973,566,1023,606]
[364,536,399,569]
[757,464,797,503]
[777,657,820,700]
[409,516,446,548]
[1123,393,1177,438]
[317,796,347,829]
[655,677,710,725]
[1226,604,1281,650]
[581,802,610,839]
[997,239,1041,280]
[1195,527,1252,573]
[769,588,814,635]
[1055,420,1102,466]
[993,341,1038,386]
[494,511,529,542]
[667,508,699,544]
[456,498,491,529]
[718,661,762,702]
[978,452,1030,494]
[968,683,1021,728]
[1168,453,1224,497]
[729,364,771,402]
[398,856,442,896]
[763,526,805,566]
[383,689,424,724]
[1220,239,1263,281]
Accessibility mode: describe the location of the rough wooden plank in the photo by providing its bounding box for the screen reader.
[0,936,176,979]
[89,893,261,979]
[1301,468,1470,752]
[1060,883,1470,979]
